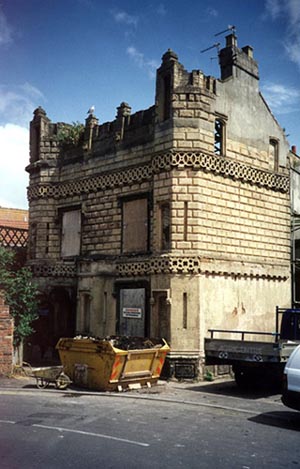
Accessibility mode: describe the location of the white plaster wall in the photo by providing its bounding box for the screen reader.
[199,274,291,355]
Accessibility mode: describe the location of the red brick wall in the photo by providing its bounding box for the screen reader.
[0,292,14,376]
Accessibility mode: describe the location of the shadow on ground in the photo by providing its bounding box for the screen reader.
[249,411,300,431]
[177,379,282,400]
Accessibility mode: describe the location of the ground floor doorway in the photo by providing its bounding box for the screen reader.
[25,287,76,364]
[116,281,149,337]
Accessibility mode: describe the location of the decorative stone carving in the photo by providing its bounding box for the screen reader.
[27,150,289,201]
[116,256,288,280]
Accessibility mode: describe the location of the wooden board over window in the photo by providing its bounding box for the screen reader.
[61,209,81,257]
[122,198,148,253]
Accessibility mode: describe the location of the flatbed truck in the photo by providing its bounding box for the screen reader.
[204,307,300,388]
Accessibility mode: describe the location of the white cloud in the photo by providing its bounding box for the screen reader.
[111,9,138,27]
[206,7,218,17]
[264,0,282,20]
[261,82,300,114]
[0,124,29,209]
[264,0,300,69]
[126,46,159,79]
[0,83,45,128]
[0,82,44,209]
[0,5,13,45]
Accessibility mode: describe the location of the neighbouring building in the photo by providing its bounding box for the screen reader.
[0,207,28,374]
[26,34,292,377]
[0,207,28,266]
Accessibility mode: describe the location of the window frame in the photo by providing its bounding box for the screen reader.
[59,206,82,258]
[158,201,171,252]
[119,193,151,255]
[214,114,227,156]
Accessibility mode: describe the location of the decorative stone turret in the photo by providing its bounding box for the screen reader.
[85,113,99,151]
[29,107,51,163]
[155,49,182,123]
[115,102,131,140]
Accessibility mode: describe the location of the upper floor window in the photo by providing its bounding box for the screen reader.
[159,202,171,251]
[61,208,81,257]
[122,196,149,253]
[269,138,279,172]
[214,118,225,156]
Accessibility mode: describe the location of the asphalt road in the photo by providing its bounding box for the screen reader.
[0,379,300,468]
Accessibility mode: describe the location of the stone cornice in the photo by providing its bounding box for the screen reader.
[116,256,289,280]
[27,150,289,201]
[28,256,289,281]
[30,262,77,278]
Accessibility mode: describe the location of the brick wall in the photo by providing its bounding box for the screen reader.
[0,293,14,376]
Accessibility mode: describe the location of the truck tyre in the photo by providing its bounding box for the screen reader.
[234,368,252,390]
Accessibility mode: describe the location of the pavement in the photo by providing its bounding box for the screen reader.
[0,373,213,393]
[0,372,285,416]
[0,372,238,403]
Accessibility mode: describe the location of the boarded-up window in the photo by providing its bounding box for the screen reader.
[61,209,81,257]
[122,198,148,253]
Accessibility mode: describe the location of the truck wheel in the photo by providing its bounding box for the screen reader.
[234,369,252,390]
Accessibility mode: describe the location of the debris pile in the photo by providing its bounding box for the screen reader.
[73,335,163,350]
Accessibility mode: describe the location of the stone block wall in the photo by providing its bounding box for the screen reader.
[0,293,13,376]
[26,36,293,377]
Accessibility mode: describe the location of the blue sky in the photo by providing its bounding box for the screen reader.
[0,0,299,209]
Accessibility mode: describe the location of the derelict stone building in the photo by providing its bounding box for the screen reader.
[26,34,291,376]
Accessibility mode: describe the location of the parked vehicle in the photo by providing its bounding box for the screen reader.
[205,307,300,388]
[282,345,300,410]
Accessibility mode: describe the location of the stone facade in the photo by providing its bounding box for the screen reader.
[26,34,292,376]
[0,293,13,376]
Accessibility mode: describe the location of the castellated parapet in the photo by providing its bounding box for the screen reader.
[26,34,292,378]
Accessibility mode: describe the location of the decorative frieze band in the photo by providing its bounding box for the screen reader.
[30,256,288,280]
[116,256,289,281]
[32,262,76,277]
[28,150,289,201]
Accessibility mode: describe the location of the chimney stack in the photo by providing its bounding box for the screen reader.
[219,34,259,81]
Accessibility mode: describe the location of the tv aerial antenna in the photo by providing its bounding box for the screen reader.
[200,25,236,64]
[214,24,236,37]
[200,42,220,55]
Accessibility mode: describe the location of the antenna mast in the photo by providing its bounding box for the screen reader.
[214,25,236,37]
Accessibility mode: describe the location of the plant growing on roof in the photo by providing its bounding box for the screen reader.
[57,121,85,147]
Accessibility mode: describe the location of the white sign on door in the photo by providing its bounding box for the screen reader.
[122,307,142,319]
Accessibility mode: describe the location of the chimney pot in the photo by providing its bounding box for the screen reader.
[225,33,237,48]
[242,45,254,59]
[292,145,297,154]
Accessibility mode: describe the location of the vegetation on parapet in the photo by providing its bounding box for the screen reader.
[57,121,85,147]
